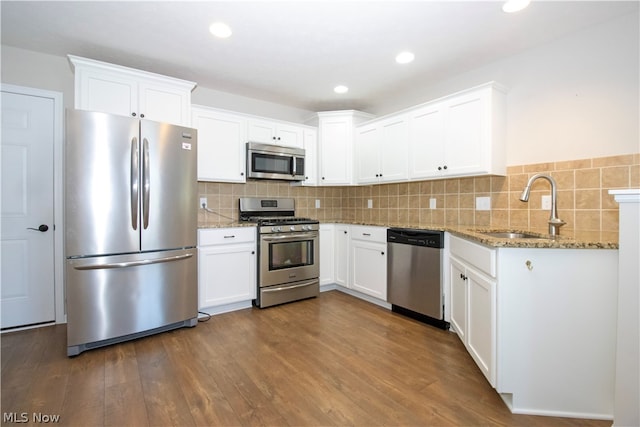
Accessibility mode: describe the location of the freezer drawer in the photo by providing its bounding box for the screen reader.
[66,248,197,355]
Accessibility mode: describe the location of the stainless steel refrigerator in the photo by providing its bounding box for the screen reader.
[65,109,198,356]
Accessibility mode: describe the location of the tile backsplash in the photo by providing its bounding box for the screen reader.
[199,153,639,242]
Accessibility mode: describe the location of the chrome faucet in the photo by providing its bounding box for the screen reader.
[519,173,566,236]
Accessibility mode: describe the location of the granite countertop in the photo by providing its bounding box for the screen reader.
[198,222,257,229]
[198,221,618,249]
[327,221,619,249]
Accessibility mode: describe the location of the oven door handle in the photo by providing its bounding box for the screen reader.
[261,233,317,242]
[262,280,318,293]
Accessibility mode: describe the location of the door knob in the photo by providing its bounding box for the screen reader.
[27,224,49,232]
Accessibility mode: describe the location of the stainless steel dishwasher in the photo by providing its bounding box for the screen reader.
[387,228,448,329]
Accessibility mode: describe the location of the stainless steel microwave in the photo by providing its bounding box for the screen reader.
[246,142,305,181]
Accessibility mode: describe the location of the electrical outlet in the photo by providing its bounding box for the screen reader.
[541,195,551,210]
[200,197,207,209]
[315,199,321,209]
[476,196,491,211]
[367,199,373,209]
[429,198,437,209]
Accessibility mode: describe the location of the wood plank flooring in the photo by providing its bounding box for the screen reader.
[1,290,611,426]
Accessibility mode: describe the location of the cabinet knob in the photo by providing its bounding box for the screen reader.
[344,231,347,234]
[438,166,442,171]
[443,165,448,170]
[381,251,385,255]
[322,177,325,180]
[241,172,244,176]
[131,112,137,117]
[140,113,145,118]
[251,251,255,255]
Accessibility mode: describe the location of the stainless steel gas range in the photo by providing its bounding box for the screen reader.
[239,197,319,308]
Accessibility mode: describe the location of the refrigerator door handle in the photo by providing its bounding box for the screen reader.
[130,137,139,230]
[73,253,193,270]
[142,137,150,229]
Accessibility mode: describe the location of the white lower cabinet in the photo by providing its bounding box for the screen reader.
[350,226,387,300]
[334,224,350,287]
[449,237,496,386]
[198,228,256,310]
[319,224,335,286]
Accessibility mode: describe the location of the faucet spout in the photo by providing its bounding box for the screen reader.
[520,173,566,236]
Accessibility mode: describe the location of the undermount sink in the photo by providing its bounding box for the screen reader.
[478,231,547,239]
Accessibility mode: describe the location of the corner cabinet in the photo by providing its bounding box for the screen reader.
[409,82,506,179]
[309,110,374,186]
[192,106,247,183]
[69,55,195,127]
[198,227,256,311]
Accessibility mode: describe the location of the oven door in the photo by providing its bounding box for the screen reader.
[259,231,319,287]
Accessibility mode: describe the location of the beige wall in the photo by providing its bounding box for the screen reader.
[199,153,640,242]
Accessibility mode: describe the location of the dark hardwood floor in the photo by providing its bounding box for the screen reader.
[1,290,611,427]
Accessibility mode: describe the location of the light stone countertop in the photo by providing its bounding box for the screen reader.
[327,221,619,250]
[198,221,618,249]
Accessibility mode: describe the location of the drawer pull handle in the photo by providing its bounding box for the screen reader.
[224,235,236,239]
[362,233,371,236]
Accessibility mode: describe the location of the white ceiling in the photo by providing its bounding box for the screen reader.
[1,1,637,112]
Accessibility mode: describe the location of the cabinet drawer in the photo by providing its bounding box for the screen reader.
[450,234,496,277]
[198,227,256,246]
[350,225,387,243]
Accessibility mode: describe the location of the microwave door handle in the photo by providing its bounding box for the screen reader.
[292,156,297,176]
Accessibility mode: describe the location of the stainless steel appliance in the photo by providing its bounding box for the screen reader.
[387,228,448,329]
[246,142,305,181]
[239,197,319,308]
[65,110,198,356]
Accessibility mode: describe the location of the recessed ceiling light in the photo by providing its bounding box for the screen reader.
[502,0,530,13]
[334,85,349,94]
[395,51,415,64]
[209,22,232,38]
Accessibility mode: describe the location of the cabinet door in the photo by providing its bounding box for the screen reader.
[319,224,335,285]
[138,81,191,126]
[76,69,138,118]
[198,244,256,308]
[334,225,350,287]
[443,90,486,176]
[351,240,386,300]
[355,124,380,184]
[408,103,446,179]
[466,267,496,387]
[379,116,409,183]
[301,128,318,186]
[319,118,352,185]
[192,108,246,183]
[449,257,467,341]
[276,123,304,148]
[247,119,277,143]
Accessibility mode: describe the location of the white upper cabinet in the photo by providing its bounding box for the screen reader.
[355,115,409,184]
[313,110,374,186]
[409,82,506,179]
[247,119,304,148]
[69,55,195,127]
[301,128,318,186]
[191,106,247,183]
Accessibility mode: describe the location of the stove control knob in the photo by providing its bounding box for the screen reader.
[303,225,310,231]
[271,226,281,232]
[290,226,296,231]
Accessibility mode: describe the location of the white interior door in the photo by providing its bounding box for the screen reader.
[1,90,56,329]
